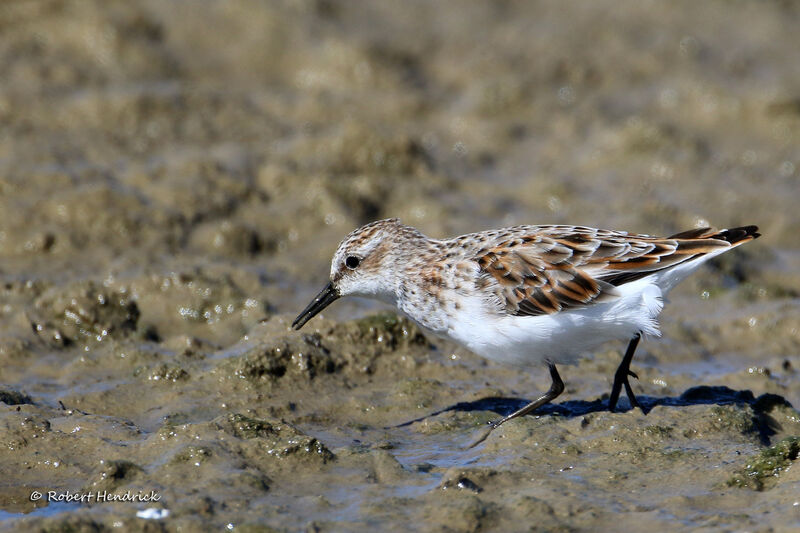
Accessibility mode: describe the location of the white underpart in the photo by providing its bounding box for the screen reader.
[443,246,732,367]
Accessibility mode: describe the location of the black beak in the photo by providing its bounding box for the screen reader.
[292,281,340,330]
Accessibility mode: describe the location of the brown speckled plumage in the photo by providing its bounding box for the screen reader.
[293,218,760,445]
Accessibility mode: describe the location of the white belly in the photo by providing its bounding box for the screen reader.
[444,278,665,367]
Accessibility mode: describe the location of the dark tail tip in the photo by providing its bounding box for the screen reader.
[669,225,760,245]
[716,225,760,245]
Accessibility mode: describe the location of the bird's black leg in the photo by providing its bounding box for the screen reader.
[608,333,642,412]
[467,363,564,448]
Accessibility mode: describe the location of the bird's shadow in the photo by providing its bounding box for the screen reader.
[393,386,794,443]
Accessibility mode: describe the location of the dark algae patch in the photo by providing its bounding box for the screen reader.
[0,389,32,406]
[214,413,335,467]
[221,334,342,384]
[355,312,428,348]
[727,437,800,491]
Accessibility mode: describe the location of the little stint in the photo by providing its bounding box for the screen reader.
[293,218,760,446]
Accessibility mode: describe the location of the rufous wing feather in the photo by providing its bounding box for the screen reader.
[475,225,759,317]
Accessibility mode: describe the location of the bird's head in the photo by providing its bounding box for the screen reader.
[292,218,417,329]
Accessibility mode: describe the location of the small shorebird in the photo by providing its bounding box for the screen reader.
[293,219,759,446]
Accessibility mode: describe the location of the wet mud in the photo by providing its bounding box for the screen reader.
[1,1,799,531]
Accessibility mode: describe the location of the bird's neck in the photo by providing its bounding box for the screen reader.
[383,229,440,304]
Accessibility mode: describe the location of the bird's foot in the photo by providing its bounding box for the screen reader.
[609,369,642,412]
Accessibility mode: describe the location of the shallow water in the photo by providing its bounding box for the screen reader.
[1,1,799,531]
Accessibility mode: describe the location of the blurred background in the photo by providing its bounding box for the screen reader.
[2,1,798,303]
[1,1,799,531]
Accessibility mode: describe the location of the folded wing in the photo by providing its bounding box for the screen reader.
[476,225,758,316]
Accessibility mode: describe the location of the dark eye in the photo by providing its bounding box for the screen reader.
[345,256,360,269]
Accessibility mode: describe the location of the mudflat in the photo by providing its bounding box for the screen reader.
[0,1,798,531]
